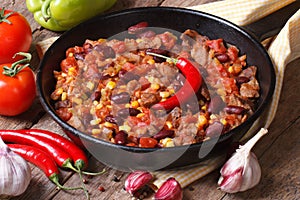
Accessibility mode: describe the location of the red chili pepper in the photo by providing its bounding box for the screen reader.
[7,143,83,191]
[22,129,88,171]
[146,52,202,110]
[0,130,74,169]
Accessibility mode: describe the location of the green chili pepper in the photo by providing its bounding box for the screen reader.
[26,0,117,31]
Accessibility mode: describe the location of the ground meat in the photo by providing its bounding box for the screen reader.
[140,93,161,107]
[240,79,260,98]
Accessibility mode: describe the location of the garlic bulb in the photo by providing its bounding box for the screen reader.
[218,128,268,193]
[0,137,31,196]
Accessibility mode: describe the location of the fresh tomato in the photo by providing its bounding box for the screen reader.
[0,8,32,64]
[0,53,36,116]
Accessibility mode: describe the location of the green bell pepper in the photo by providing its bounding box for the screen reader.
[26,0,117,31]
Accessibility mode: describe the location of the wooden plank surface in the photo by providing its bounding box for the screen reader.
[2,0,299,199]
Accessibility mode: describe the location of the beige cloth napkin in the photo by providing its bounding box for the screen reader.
[36,0,300,190]
[153,0,300,188]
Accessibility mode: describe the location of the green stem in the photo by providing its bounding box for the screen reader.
[41,0,52,22]
[0,7,14,24]
[2,52,32,77]
[49,174,85,191]
[146,52,178,64]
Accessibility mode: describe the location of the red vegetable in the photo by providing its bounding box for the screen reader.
[0,53,36,116]
[8,144,85,192]
[22,129,88,170]
[0,8,32,64]
[146,52,202,110]
[0,130,74,170]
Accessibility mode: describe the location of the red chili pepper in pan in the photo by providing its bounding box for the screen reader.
[146,52,202,110]
[7,143,83,191]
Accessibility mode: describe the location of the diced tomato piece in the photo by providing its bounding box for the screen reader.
[139,137,158,148]
[206,39,227,53]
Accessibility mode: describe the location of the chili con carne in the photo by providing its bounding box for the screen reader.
[146,52,202,111]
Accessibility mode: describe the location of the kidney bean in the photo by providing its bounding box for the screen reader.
[208,95,226,114]
[54,100,71,109]
[115,130,128,145]
[128,21,148,34]
[224,105,246,115]
[205,121,224,138]
[111,92,131,104]
[91,91,101,101]
[119,71,140,83]
[215,53,229,63]
[153,129,175,140]
[93,44,116,58]
[105,115,118,124]
[236,76,250,85]
[117,108,141,118]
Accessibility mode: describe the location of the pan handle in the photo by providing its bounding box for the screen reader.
[242,0,300,42]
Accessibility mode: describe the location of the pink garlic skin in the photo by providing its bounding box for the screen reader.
[124,171,153,195]
[218,128,267,193]
[154,177,183,200]
[218,152,261,193]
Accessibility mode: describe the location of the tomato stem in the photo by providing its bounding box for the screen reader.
[0,8,14,24]
[2,52,32,77]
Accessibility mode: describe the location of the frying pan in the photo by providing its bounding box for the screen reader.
[37,2,299,171]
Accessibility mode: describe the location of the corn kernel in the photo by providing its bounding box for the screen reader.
[90,118,102,125]
[119,124,131,132]
[201,105,207,111]
[160,138,175,147]
[228,66,234,73]
[210,114,217,120]
[68,52,73,57]
[86,81,95,90]
[165,121,173,129]
[220,118,227,126]
[96,103,103,109]
[136,38,143,43]
[55,88,64,95]
[197,115,208,128]
[160,91,170,98]
[106,81,116,90]
[92,129,101,135]
[136,113,145,119]
[168,88,175,95]
[151,83,160,90]
[147,59,155,65]
[125,103,131,108]
[90,107,96,115]
[98,38,106,43]
[72,97,83,105]
[61,92,67,101]
[93,100,99,106]
[103,122,114,128]
[131,100,139,108]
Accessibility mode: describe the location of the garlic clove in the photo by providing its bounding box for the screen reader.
[154,177,183,200]
[0,137,31,196]
[217,128,267,193]
[124,171,153,195]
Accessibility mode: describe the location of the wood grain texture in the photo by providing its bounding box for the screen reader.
[2,0,299,199]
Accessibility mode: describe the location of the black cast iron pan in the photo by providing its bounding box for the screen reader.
[37,2,300,171]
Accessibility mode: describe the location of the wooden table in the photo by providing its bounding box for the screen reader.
[3,1,299,199]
